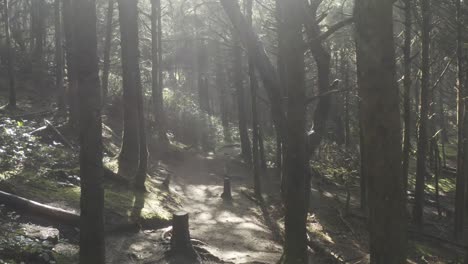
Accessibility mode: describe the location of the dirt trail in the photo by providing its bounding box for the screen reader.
[169,151,282,264]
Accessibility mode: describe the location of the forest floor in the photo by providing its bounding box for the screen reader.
[0,92,466,263]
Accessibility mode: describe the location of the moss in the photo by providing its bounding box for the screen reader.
[427,177,456,194]
[413,242,434,256]
[104,184,171,224]
[52,243,79,264]
[443,143,457,160]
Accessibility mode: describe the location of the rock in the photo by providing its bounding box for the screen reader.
[52,242,79,264]
[21,224,60,243]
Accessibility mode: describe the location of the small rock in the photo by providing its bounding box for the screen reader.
[21,224,60,243]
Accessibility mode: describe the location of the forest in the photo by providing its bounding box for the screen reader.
[0,0,467,263]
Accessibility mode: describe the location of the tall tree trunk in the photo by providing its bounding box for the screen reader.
[454,0,466,241]
[101,0,115,104]
[245,0,261,197]
[117,0,141,177]
[343,51,351,148]
[280,0,308,261]
[134,84,148,190]
[413,0,431,227]
[303,1,333,154]
[3,0,15,109]
[274,0,285,175]
[402,0,412,193]
[151,0,169,148]
[216,43,231,143]
[55,0,65,111]
[232,26,252,165]
[354,0,407,262]
[359,101,368,211]
[74,0,106,262]
[63,0,79,129]
[258,120,267,170]
[31,0,45,92]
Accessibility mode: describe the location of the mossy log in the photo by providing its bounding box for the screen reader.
[0,190,80,226]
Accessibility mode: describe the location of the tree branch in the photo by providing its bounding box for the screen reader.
[319,17,354,41]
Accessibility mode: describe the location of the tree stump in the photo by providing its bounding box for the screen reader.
[170,212,200,261]
[221,177,232,201]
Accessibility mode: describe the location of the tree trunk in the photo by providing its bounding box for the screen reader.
[413,0,431,227]
[303,2,332,154]
[31,0,45,93]
[74,0,106,261]
[117,0,141,177]
[359,101,368,212]
[402,0,412,190]
[232,25,252,165]
[101,0,115,104]
[274,0,285,175]
[354,0,407,262]
[216,43,231,143]
[245,0,261,197]
[280,0,308,261]
[219,0,285,140]
[151,0,169,148]
[343,52,351,148]
[134,82,148,190]
[63,0,79,129]
[55,0,65,111]
[454,0,466,241]
[3,0,15,109]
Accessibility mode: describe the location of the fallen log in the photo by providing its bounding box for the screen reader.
[408,228,467,253]
[44,119,76,150]
[307,234,345,263]
[0,190,80,226]
[11,109,56,119]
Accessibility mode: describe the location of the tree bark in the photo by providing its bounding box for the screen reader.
[402,0,412,190]
[63,0,79,129]
[280,0,308,261]
[55,0,65,111]
[3,0,15,109]
[31,0,45,93]
[101,0,115,104]
[74,0,106,261]
[303,0,334,154]
[151,0,169,148]
[354,0,407,262]
[274,0,285,175]
[216,43,232,143]
[117,0,141,177]
[454,0,466,241]
[134,81,148,190]
[245,0,261,197]
[413,0,431,227]
[232,24,252,165]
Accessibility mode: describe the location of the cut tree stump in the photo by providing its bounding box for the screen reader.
[0,190,80,226]
[221,177,232,201]
[170,212,201,261]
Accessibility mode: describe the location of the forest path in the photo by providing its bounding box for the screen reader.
[169,151,282,264]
